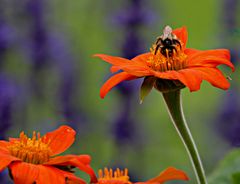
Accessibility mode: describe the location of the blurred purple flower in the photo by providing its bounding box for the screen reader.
[222,0,239,65]
[215,0,240,146]
[26,0,49,69]
[223,0,238,30]
[48,33,84,130]
[0,74,17,139]
[111,0,152,144]
[216,87,240,146]
[0,20,14,68]
[114,0,154,27]
[25,0,52,98]
[24,0,83,129]
[113,100,137,145]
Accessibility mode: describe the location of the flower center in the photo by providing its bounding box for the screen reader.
[97,168,131,184]
[146,43,187,72]
[8,131,51,164]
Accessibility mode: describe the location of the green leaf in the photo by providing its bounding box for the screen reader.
[232,172,240,184]
[139,77,156,104]
[208,149,240,184]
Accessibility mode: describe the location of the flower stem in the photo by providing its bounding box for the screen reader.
[162,90,208,184]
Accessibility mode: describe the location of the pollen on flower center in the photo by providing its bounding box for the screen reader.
[98,168,131,184]
[8,131,51,164]
[146,44,187,72]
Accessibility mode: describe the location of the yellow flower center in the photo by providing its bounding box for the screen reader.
[8,131,52,164]
[98,168,131,184]
[147,43,187,72]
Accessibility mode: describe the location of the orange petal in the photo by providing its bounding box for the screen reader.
[0,141,10,153]
[95,54,152,76]
[110,66,121,73]
[187,49,234,71]
[45,155,97,183]
[69,158,97,183]
[132,52,152,64]
[36,165,65,184]
[0,153,19,172]
[152,70,194,90]
[172,26,188,47]
[64,172,87,184]
[94,54,133,66]
[146,167,189,183]
[100,72,137,99]
[192,67,230,90]
[45,155,80,165]
[178,69,203,91]
[44,125,76,155]
[77,155,91,165]
[10,162,39,184]
[184,48,200,55]
[45,155,91,166]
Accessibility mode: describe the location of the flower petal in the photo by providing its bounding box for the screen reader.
[45,155,80,165]
[65,157,97,183]
[146,167,189,183]
[187,49,234,71]
[178,69,203,91]
[132,52,152,64]
[65,173,86,184]
[45,155,97,183]
[153,69,203,91]
[152,70,193,90]
[44,125,76,156]
[184,48,200,55]
[36,165,65,184]
[0,141,10,153]
[110,66,121,73]
[172,26,188,47]
[10,162,39,184]
[94,54,133,66]
[45,155,91,166]
[100,72,137,99]
[192,67,230,90]
[95,54,152,76]
[0,153,19,172]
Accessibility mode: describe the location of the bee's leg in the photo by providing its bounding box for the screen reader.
[155,37,162,45]
[173,39,182,49]
[170,46,178,55]
[154,44,160,55]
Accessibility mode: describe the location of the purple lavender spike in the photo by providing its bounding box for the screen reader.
[25,0,50,97]
[222,0,239,64]
[114,0,154,27]
[216,87,240,146]
[112,100,137,144]
[111,0,152,144]
[0,20,14,68]
[215,0,240,146]
[48,33,84,130]
[25,0,83,129]
[0,74,17,139]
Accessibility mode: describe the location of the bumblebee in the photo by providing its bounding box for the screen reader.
[154,26,181,57]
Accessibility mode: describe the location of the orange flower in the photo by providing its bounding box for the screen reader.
[0,125,97,184]
[95,26,234,99]
[95,167,189,184]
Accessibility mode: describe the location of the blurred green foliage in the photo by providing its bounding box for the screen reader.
[208,149,240,184]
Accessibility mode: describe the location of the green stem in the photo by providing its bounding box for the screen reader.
[162,90,207,184]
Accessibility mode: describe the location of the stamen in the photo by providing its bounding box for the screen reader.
[8,131,51,164]
[147,42,187,72]
[98,168,131,184]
